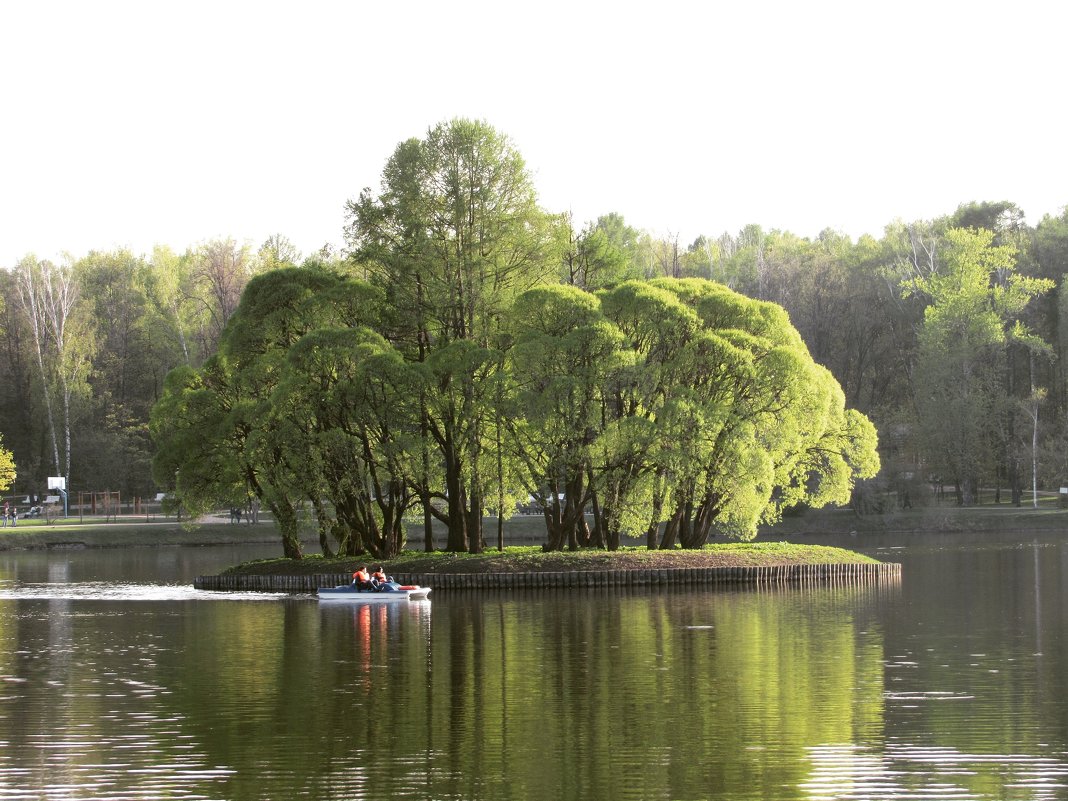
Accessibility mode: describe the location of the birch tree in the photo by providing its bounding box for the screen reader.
[13,257,92,483]
[13,256,61,476]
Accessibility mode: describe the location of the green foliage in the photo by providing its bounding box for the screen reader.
[152,266,360,558]
[902,227,1053,504]
[345,118,558,553]
[0,435,16,492]
[500,275,880,549]
[10,120,983,559]
[556,213,643,290]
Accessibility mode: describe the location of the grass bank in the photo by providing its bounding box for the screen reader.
[223,542,882,577]
[0,519,279,550]
[2,500,1062,559]
[763,502,1068,536]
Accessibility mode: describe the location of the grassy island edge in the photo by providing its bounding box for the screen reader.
[222,542,882,577]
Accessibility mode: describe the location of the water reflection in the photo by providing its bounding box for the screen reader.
[370,584,894,801]
[2,540,1068,799]
[0,582,285,601]
[803,744,1068,800]
[0,601,243,800]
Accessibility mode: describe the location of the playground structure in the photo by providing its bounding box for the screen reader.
[76,492,165,522]
[78,491,123,523]
[1,490,170,524]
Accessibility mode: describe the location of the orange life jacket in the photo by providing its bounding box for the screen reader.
[353,569,370,583]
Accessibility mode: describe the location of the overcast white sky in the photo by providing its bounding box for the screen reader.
[3,0,1066,265]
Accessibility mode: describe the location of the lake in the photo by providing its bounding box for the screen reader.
[1,531,1067,800]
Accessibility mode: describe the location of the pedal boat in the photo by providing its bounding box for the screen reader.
[317,582,431,601]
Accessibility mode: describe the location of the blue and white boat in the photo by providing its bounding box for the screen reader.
[317,582,431,602]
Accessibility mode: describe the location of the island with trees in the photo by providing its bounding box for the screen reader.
[0,117,1060,575]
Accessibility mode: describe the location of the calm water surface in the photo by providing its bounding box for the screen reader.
[1,532,1067,800]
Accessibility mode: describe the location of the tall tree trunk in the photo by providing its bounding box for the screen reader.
[495,409,505,552]
[659,508,681,550]
[171,299,191,365]
[444,446,468,552]
[645,472,666,550]
[309,495,336,558]
[15,261,61,475]
[587,468,606,550]
[40,263,79,483]
[272,501,303,560]
[417,282,435,553]
[543,484,565,551]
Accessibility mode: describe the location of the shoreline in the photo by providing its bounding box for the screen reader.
[0,503,1063,557]
[0,520,282,550]
[196,561,902,593]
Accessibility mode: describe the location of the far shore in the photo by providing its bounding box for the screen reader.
[0,519,281,551]
[0,501,1065,555]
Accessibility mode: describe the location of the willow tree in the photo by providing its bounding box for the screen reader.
[656,278,879,544]
[151,266,366,558]
[273,326,425,559]
[588,278,879,547]
[506,284,625,550]
[595,281,703,548]
[345,118,556,552]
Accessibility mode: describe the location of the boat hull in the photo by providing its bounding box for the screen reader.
[317,585,431,602]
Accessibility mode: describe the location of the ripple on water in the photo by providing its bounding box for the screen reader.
[0,582,287,601]
[7,727,238,799]
[802,744,1068,800]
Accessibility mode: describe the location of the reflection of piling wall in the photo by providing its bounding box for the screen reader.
[194,562,902,593]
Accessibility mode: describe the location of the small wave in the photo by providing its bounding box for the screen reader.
[0,582,287,602]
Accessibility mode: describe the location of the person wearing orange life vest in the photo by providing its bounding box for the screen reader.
[372,566,402,591]
[352,566,371,591]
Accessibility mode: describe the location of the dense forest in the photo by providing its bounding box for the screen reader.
[2,119,1066,540]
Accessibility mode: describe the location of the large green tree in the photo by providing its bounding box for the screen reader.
[630,278,879,545]
[506,284,624,550]
[903,227,1052,505]
[345,118,556,553]
[152,266,361,558]
[507,276,879,549]
[273,326,423,559]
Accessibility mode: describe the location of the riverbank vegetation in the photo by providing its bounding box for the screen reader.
[2,118,1064,562]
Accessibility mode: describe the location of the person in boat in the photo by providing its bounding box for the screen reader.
[372,566,402,591]
[352,566,372,591]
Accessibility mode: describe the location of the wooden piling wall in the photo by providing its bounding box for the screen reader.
[194,562,901,593]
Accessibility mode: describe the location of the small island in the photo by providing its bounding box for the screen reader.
[196,542,900,593]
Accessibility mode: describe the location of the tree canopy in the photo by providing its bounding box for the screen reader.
[12,118,1066,556]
